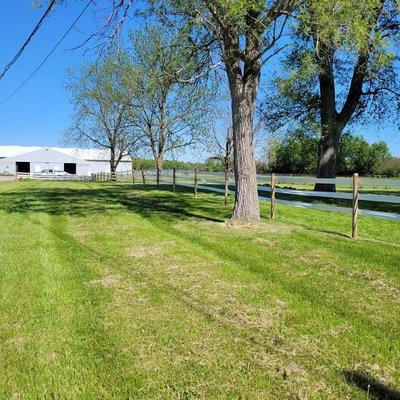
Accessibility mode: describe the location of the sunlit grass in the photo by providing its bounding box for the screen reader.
[0,180,399,399]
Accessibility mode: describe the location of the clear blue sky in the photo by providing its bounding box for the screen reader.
[0,1,99,147]
[0,1,399,156]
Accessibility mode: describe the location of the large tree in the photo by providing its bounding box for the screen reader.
[149,0,294,221]
[65,56,140,174]
[264,0,400,190]
[126,27,210,185]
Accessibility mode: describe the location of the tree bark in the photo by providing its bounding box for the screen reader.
[224,166,229,206]
[315,125,341,191]
[314,45,340,192]
[229,80,260,222]
[110,147,117,181]
[156,153,163,187]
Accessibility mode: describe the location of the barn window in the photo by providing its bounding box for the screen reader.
[64,163,77,174]
[16,162,30,173]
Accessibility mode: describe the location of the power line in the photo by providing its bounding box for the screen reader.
[0,0,93,108]
[0,0,57,80]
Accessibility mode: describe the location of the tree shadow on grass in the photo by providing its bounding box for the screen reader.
[293,223,351,239]
[0,184,225,223]
[343,370,400,400]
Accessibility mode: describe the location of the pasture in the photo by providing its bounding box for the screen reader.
[0,180,399,399]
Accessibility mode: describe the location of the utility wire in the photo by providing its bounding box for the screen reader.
[0,0,57,80]
[0,0,93,107]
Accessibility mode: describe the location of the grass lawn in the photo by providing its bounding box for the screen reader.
[0,180,399,399]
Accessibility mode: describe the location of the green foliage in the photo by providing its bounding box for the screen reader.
[267,131,391,176]
[299,0,385,52]
[125,26,213,166]
[337,134,391,176]
[264,0,400,133]
[267,130,319,175]
[132,158,196,170]
[203,157,225,172]
[215,0,265,21]
[375,157,400,177]
[64,54,138,163]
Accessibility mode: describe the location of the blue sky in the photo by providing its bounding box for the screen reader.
[0,1,399,157]
[0,1,99,147]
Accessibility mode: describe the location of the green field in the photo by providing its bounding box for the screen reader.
[0,180,399,399]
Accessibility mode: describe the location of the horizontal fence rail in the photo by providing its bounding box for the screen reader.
[150,170,400,226]
[24,168,397,225]
[17,173,92,181]
[177,183,400,222]
[10,168,398,236]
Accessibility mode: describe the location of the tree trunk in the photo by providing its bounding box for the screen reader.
[156,154,163,188]
[224,166,229,206]
[314,54,340,192]
[230,85,260,222]
[315,124,341,191]
[110,147,117,181]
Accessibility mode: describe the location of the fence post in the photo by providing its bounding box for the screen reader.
[173,167,176,192]
[271,173,277,220]
[141,168,146,189]
[194,168,198,197]
[352,173,359,239]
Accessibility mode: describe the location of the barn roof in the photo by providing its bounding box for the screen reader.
[0,148,90,165]
[0,146,131,162]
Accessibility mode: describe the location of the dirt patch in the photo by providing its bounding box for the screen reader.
[221,220,293,234]
[127,241,175,259]
[86,275,121,287]
[349,271,400,302]
[174,220,293,236]
[181,291,290,333]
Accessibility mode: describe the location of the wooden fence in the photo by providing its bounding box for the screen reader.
[17,172,92,181]
[137,169,399,238]
[26,168,397,237]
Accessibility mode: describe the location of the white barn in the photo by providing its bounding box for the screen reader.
[0,146,132,176]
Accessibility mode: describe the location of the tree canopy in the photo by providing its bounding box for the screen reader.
[263,0,400,188]
[267,130,391,176]
[65,55,139,173]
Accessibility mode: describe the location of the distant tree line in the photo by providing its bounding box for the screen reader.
[264,131,392,177]
[203,132,399,178]
[132,158,197,171]
[376,158,400,177]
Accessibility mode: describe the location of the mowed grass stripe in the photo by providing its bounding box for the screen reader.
[0,193,132,399]
[126,189,399,333]
[0,211,50,398]
[0,181,398,399]
[66,197,283,398]
[140,194,399,372]
[71,187,399,398]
